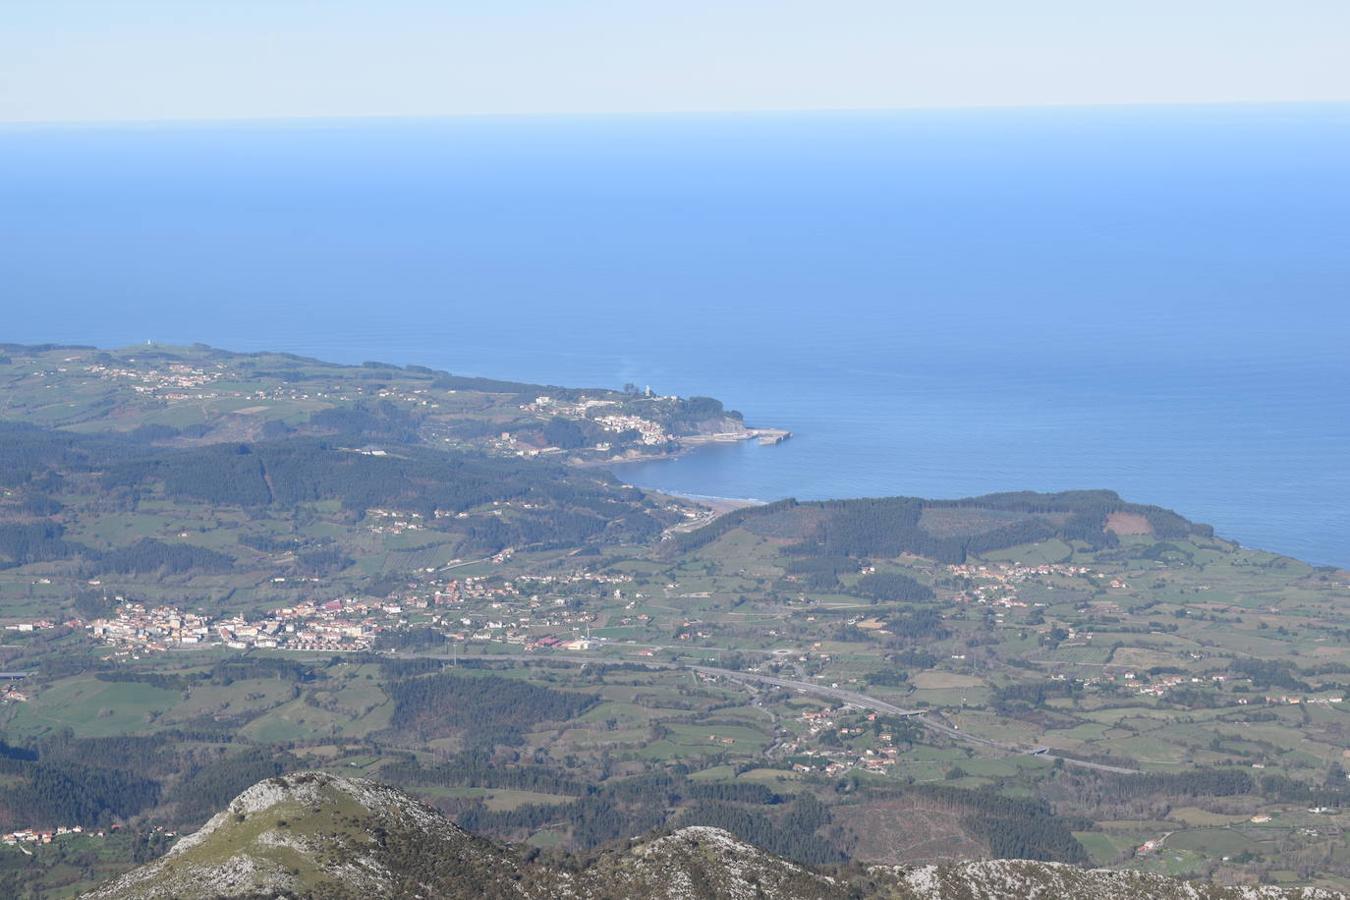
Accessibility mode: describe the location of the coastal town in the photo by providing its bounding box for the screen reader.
[523,394,674,446]
[81,568,637,657]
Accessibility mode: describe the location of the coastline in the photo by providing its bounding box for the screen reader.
[599,428,780,518]
[660,491,766,516]
[575,426,791,470]
[609,445,771,516]
[680,427,792,448]
[645,488,766,534]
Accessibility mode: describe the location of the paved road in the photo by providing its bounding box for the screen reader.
[686,665,1138,774]
[685,666,924,715]
[437,556,496,572]
[393,650,1140,775]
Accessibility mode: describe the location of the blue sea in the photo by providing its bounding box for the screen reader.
[2,106,1348,566]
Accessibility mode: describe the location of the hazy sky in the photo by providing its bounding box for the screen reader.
[3,1,1349,123]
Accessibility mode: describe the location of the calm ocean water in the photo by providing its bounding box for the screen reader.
[2,107,1347,565]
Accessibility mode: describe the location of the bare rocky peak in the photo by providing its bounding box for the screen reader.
[83,771,525,900]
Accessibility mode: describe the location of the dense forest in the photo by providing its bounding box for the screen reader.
[101,439,623,518]
[858,784,1089,865]
[387,672,599,746]
[93,540,236,576]
[677,793,841,865]
[165,748,301,827]
[0,420,669,573]
[681,491,1211,564]
[0,421,135,488]
[388,751,837,863]
[0,757,161,830]
[0,522,91,569]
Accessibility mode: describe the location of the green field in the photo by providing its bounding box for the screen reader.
[1,343,1349,895]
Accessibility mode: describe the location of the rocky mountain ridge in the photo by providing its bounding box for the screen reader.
[83,772,1343,900]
